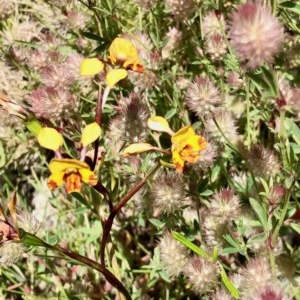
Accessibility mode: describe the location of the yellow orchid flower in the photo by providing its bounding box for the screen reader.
[171,126,207,173]
[108,37,144,73]
[47,159,98,194]
[123,116,207,173]
[80,37,144,89]
[37,123,101,193]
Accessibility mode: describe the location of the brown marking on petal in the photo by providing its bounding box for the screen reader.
[88,174,98,186]
[198,137,207,149]
[175,162,184,173]
[47,180,58,190]
[65,173,82,194]
[127,63,144,73]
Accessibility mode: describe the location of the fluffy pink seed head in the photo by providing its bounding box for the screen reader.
[183,256,219,294]
[209,188,241,222]
[158,232,189,277]
[244,284,291,300]
[229,2,283,69]
[240,257,273,295]
[210,288,233,300]
[28,87,77,120]
[185,76,223,117]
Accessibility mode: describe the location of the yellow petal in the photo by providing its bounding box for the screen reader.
[109,37,138,65]
[49,158,90,174]
[147,116,174,135]
[47,171,65,190]
[38,127,64,151]
[186,135,207,152]
[172,151,185,173]
[81,122,101,147]
[79,168,98,186]
[123,143,156,157]
[106,69,128,88]
[171,126,196,151]
[80,58,104,76]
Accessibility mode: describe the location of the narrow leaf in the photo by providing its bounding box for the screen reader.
[19,229,48,247]
[290,223,300,234]
[219,264,240,299]
[280,1,300,14]
[249,198,268,231]
[172,231,209,258]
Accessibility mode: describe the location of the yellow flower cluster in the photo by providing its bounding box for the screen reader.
[80,37,144,88]
[123,116,207,173]
[37,123,101,194]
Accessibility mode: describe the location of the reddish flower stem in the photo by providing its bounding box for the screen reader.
[92,85,103,171]
[100,163,160,266]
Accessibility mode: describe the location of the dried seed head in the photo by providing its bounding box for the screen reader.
[165,0,194,20]
[40,65,76,88]
[204,108,239,144]
[203,214,231,248]
[0,242,26,266]
[240,257,273,295]
[109,93,150,143]
[18,210,40,233]
[183,256,219,294]
[226,72,245,90]
[1,17,41,51]
[66,9,88,30]
[204,34,227,61]
[240,144,280,178]
[0,0,15,18]
[244,284,291,300]
[209,188,241,222]
[162,27,183,59]
[0,210,39,267]
[203,11,226,38]
[229,2,284,69]
[185,76,223,118]
[151,171,188,215]
[195,137,217,170]
[210,288,233,300]
[0,62,29,103]
[158,232,189,277]
[128,70,158,90]
[27,50,49,71]
[28,87,78,121]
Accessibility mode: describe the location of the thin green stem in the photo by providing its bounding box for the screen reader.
[271,181,294,246]
[271,0,278,14]
[245,79,251,147]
